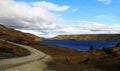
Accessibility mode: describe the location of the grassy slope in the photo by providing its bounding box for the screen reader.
[0,41,30,59]
[0,24,42,45]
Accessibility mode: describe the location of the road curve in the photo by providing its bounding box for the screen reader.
[0,41,46,70]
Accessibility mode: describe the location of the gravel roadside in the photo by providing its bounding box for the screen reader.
[4,55,53,71]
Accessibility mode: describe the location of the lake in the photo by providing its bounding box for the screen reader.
[40,40,118,50]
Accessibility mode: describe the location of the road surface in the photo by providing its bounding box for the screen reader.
[0,41,52,71]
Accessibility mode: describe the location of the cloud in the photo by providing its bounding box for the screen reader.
[0,0,119,38]
[75,21,120,33]
[97,0,112,4]
[18,21,120,38]
[72,8,78,12]
[31,1,70,11]
[0,0,69,37]
[0,0,59,26]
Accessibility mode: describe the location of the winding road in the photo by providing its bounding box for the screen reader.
[0,41,51,71]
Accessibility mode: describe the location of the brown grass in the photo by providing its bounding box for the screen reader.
[31,43,120,71]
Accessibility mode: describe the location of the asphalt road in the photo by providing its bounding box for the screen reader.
[0,41,48,71]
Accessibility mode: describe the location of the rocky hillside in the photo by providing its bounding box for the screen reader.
[53,34,120,42]
[0,24,42,45]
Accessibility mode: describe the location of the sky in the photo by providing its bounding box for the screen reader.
[0,0,120,38]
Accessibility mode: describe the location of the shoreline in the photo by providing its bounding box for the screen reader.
[31,43,120,71]
[40,40,118,51]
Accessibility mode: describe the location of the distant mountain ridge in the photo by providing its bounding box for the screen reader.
[53,34,120,42]
[0,24,42,45]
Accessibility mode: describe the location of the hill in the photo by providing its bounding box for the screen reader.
[0,24,42,45]
[53,34,120,42]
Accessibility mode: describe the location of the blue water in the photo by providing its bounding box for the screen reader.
[40,40,118,50]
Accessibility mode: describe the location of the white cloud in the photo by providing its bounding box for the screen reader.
[72,8,78,12]
[40,21,120,37]
[97,0,112,4]
[31,1,70,11]
[74,21,120,33]
[0,0,119,38]
[48,21,120,37]
[0,0,69,37]
[0,0,58,26]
